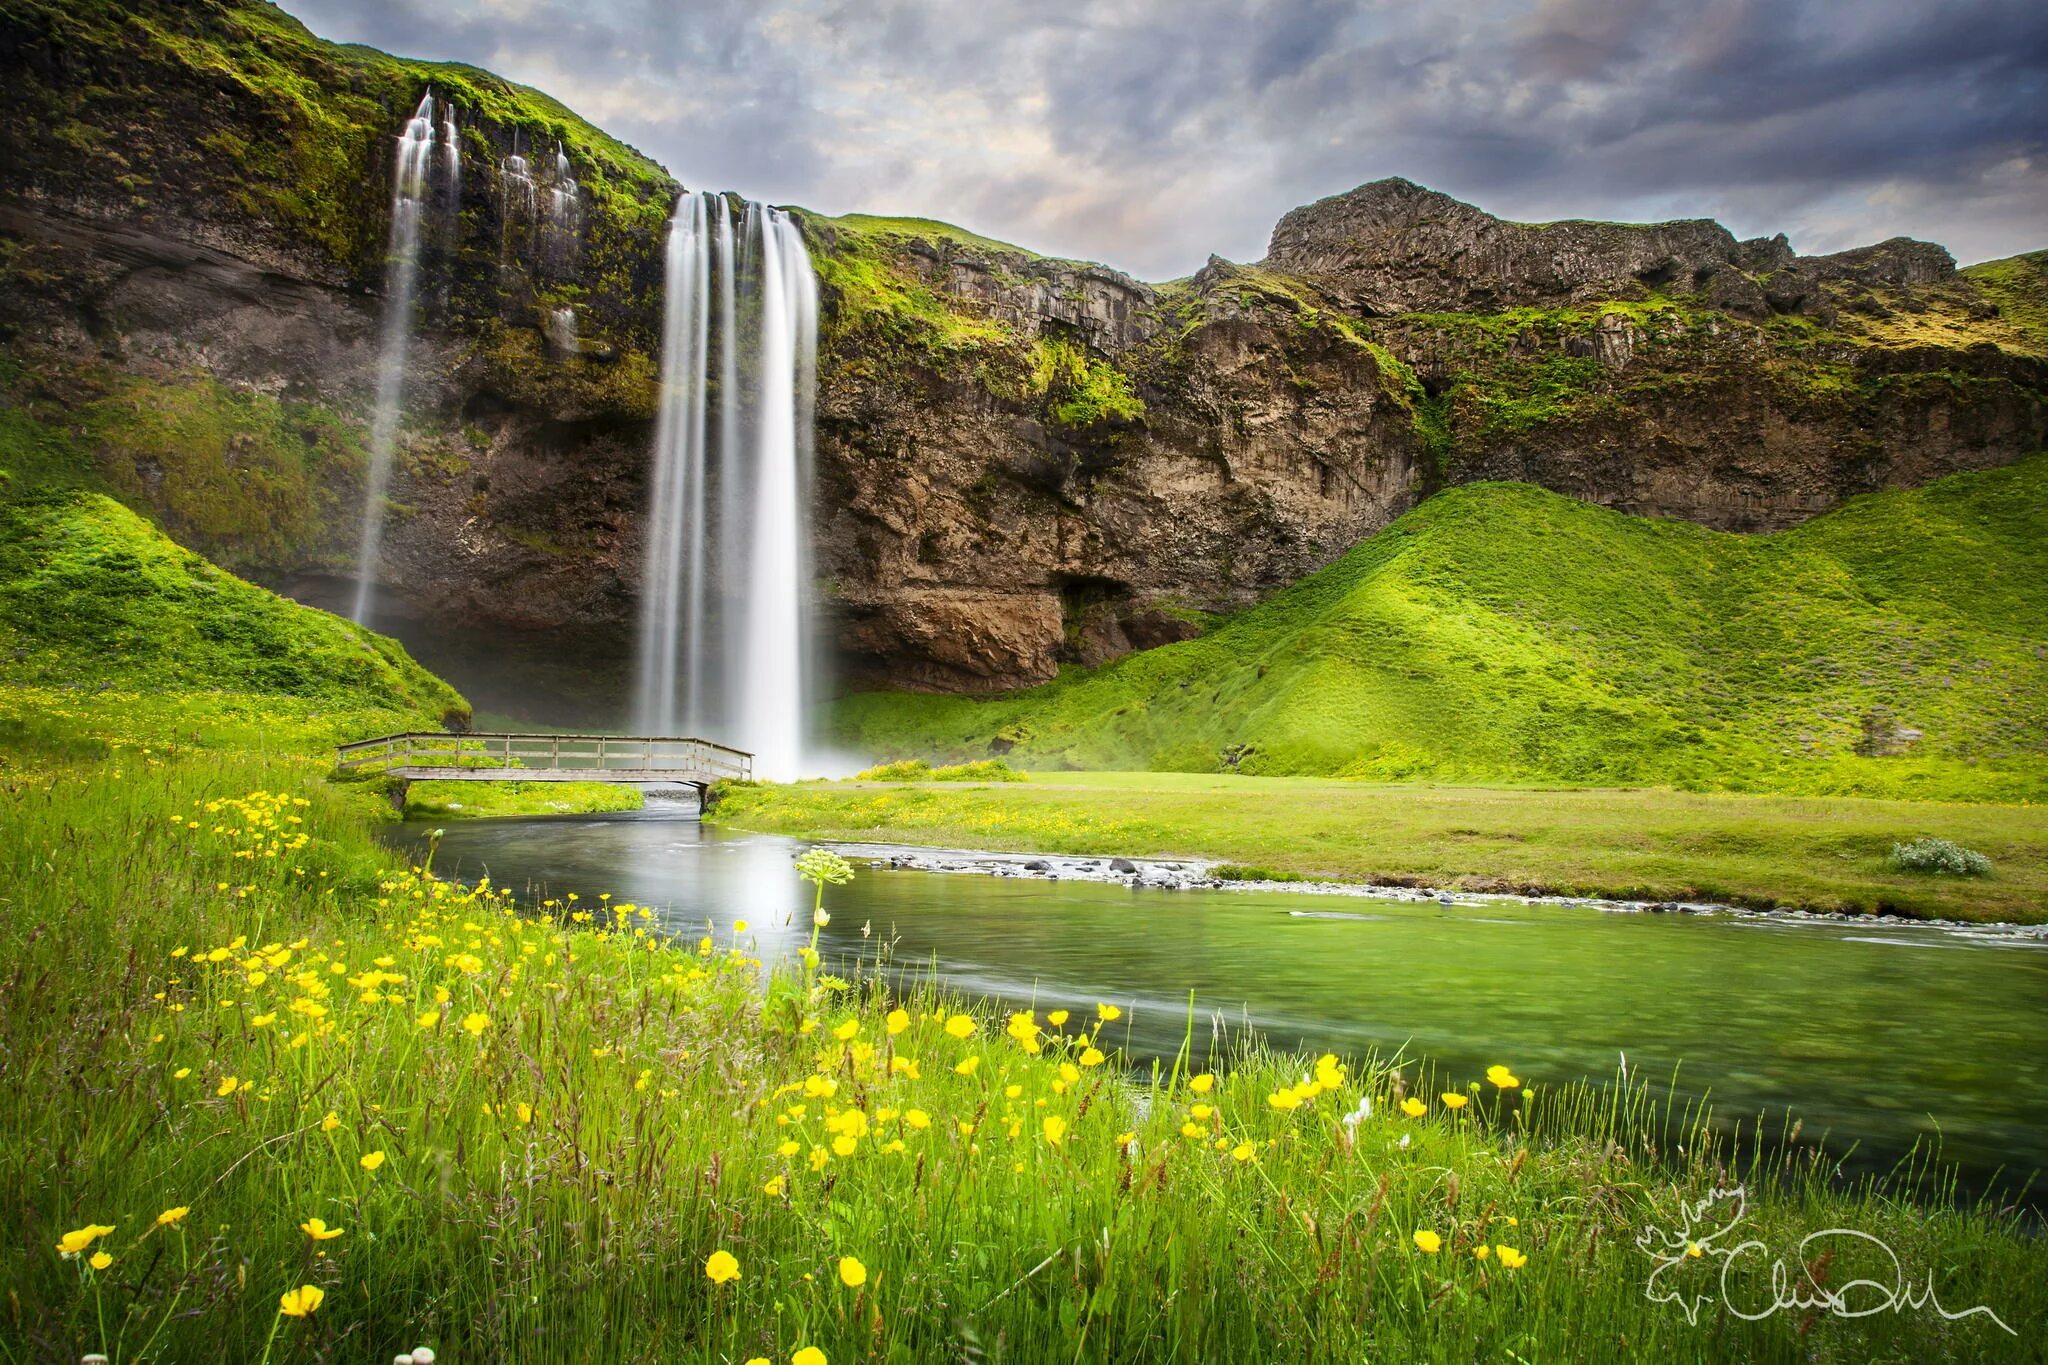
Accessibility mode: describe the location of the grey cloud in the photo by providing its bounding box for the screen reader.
[281,0,2047,277]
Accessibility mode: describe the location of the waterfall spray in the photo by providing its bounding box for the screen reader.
[635,194,818,778]
[351,90,449,624]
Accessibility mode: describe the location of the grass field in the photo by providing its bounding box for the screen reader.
[711,772,2048,922]
[831,457,2048,804]
[6,719,2045,1361]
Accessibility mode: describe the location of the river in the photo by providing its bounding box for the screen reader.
[385,808,2048,1204]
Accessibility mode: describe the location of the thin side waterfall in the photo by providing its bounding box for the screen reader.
[440,104,460,212]
[351,90,450,624]
[635,193,818,778]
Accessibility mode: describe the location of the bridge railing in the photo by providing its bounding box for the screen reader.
[335,732,753,781]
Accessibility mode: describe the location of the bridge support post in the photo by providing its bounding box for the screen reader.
[389,778,410,813]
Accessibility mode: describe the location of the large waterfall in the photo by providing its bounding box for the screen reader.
[351,91,449,625]
[635,191,818,779]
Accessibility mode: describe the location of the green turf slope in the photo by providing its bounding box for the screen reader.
[0,489,464,724]
[829,455,2048,802]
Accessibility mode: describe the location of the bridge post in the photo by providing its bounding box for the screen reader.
[389,778,410,813]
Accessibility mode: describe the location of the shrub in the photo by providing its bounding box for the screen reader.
[855,759,933,781]
[1210,864,1309,882]
[1888,837,1993,876]
[854,758,1025,783]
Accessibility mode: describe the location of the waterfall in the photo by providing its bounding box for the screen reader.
[351,90,450,624]
[635,193,818,779]
[440,105,460,212]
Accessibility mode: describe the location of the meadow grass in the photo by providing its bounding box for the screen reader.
[4,724,2044,1363]
[402,779,647,819]
[710,773,2048,922]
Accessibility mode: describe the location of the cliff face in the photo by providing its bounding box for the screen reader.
[2,4,2045,706]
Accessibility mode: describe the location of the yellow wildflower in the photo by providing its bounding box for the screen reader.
[278,1285,325,1317]
[1441,1092,1469,1110]
[416,1010,439,1030]
[1097,1002,1121,1021]
[944,1014,976,1039]
[1486,1065,1521,1090]
[764,1175,786,1197]
[1497,1244,1527,1268]
[1401,1097,1427,1118]
[833,1019,859,1041]
[885,1007,909,1035]
[56,1224,116,1257]
[1188,1073,1215,1094]
[1079,1047,1105,1067]
[838,1255,867,1288]
[359,1151,386,1171]
[705,1249,741,1285]
[173,1067,191,1080]
[301,1217,344,1241]
[794,1349,827,1365]
[1266,1089,1302,1111]
[1413,1229,1442,1253]
[953,1056,981,1076]
[1044,1115,1068,1145]
[1231,1142,1256,1162]
[461,1012,492,1036]
[156,1206,190,1227]
[216,1075,239,1097]
[905,1108,931,1129]
[89,1251,113,1270]
[320,1111,341,1131]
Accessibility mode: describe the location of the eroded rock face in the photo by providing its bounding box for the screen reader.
[1264,177,1756,314]
[1262,178,1970,328]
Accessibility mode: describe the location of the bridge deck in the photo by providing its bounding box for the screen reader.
[335,732,752,789]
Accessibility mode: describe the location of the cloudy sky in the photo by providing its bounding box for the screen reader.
[286,0,2047,280]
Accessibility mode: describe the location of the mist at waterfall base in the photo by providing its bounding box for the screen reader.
[635,191,822,779]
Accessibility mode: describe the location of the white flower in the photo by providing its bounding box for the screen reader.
[1341,1095,1372,1129]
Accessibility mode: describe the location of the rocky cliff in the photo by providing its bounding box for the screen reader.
[2,1,2044,711]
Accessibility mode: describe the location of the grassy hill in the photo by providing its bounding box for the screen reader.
[829,455,2048,802]
[0,489,462,720]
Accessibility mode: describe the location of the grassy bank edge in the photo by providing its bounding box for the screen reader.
[704,775,2048,924]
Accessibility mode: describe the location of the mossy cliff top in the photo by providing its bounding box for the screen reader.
[0,0,676,353]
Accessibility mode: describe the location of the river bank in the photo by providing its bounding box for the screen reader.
[707,772,2048,923]
[815,839,2048,934]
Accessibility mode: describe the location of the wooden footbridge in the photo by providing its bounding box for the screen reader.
[335,732,752,809]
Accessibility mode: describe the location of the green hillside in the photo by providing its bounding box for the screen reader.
[830,455,2048,802]
[0,488,466,757]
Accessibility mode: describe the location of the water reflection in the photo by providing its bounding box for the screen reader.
[388,811,2048,1200]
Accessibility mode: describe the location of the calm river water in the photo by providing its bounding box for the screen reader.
[386,810,2048,1201]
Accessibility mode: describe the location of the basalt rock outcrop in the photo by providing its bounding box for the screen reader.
[2,2,2044,707]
